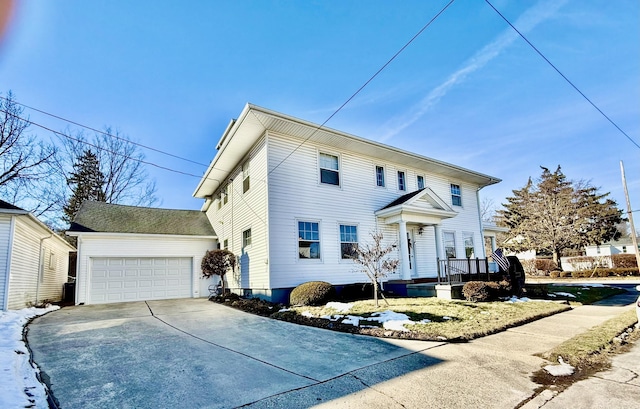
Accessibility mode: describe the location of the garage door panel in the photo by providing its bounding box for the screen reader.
[90,257,192,304]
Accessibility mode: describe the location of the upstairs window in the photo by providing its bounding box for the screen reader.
[319,153,339,186]
[417,175,425,189]
[398,171,406,191]
[242,161,250,193]
[375,166,385,187]
[223,184,229,205]
[339,225,358,259]
[298,221,320,259]
[450,184,462,206]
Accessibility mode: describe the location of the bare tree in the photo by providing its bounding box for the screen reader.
[0,91,56,201]
[480,197,497,223]
[352,232,399,307]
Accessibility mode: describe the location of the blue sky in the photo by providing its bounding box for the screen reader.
[1,0,638,218]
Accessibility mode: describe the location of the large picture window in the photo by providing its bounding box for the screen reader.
[451,184,462,206]
[443,232,456,259]
[298,221,320,259]
[339,225,358,259]
[319,153,339,186]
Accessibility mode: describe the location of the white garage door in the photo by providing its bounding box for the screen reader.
[90,257,192,304]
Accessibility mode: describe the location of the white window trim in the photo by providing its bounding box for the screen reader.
[443,231,457,259]
[417,174,425,190]
[242,161,250,194]
[462,231,475,258]
[450,183,462,207]
[338,222,359,261]
[318,151,341,188]
[242,227,252,250]
[375,165,386,188]
[296,219,323,262]
[397,170,407,192]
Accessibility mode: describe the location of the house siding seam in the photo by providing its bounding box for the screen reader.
[0,216,12,310]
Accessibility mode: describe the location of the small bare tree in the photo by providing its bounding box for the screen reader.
[201,249,236,295]
[352,232,399,307]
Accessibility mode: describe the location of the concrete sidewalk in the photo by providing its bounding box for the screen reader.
[27,290,638,409]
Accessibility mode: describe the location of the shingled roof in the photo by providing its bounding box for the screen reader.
[69,201,216,236]
[0,199,27,212]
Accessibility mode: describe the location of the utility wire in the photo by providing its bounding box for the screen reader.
[0,95,210,167]
[484,0,640,150]
[266,0,456,177]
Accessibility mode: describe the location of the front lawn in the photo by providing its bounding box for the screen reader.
[543,284,627,305]
[272,297,570,341]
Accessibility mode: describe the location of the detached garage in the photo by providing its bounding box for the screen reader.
[68,202,217,305]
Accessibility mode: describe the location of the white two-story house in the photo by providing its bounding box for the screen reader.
[193,104,500,302]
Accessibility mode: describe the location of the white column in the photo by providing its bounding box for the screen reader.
[398,221,411,280]
[434,224,443,261]
[490,236,497,252]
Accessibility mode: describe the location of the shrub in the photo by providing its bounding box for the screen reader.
[462,281,509,302]
[612,254,638,268]
[520,259,537,276]
[560,271,572,278]
[549,271,560,278]
[290,281,336,306]
[566,256,606,271]
[535,259,558,272]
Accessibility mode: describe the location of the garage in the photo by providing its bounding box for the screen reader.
[90,257,192,304]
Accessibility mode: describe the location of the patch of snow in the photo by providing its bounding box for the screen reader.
[341,315,361,326]
[301,311,315,318]
[548,294,557,297]
[278,308,291,312]
[505,296,532,303]
[442,316,452,320]
[553,292,576,298]
[382,320,414,332]
[0,306,59,409]
[325,302,353,313]
[544,356,575,377]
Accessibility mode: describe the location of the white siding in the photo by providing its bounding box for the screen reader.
[205,137,270,294]
[6,216,72,310]
[76,235,215,304]
[265,133,486,289]
[0,216,12,310]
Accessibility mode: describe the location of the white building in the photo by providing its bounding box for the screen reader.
[193,104,500,302]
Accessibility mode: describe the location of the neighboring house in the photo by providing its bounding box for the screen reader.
[0,200,75,310]
[67,202,217,305]
[193,104,500,302]
[585,238,639,257]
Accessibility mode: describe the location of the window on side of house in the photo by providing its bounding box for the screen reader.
[242,229,252,249]
[223,184,229,205]
[217,194,222,210]
[298,221,320,259]
[450,184,462,206]
[417,175,425,189]
[622,246,627,253]
[223,239,228,250]
[319,153,340,186]
[339,224,358,259]
[463,232,474,258]
[375,165,385,187]
[398,171,406,191]
[444,232,456,259]
[242,161,250,193]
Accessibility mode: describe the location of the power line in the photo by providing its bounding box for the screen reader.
[484,0,640,150]
[266,0,456,177]
[0,95,211,167]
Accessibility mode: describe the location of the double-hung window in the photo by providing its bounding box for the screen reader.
[242,161,250,193]
[298,221,320,259]
[375,166,385,187]
[398,171,406,191]
[319,153,339,186]
[242,228,252,249]
[417,175,425,189]
[463,232,474,258]
[223,184,229,205]
[339,225,358,259]
[444,232,456,259]
[450,184,462,206]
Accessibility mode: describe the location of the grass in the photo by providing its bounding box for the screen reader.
[274,297,571,341]
[543,284,627,305]
[541,309,639,367]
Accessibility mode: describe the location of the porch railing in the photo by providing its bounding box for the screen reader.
[437,258,498,284]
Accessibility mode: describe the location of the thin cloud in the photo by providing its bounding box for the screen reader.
[379,0,568,142]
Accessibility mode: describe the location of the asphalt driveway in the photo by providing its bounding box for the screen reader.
[27,298,444,409]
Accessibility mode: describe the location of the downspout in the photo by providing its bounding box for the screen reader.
[36,233,54,306]
[476,187,487,259]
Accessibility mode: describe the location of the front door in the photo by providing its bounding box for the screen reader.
[407,230,417,277]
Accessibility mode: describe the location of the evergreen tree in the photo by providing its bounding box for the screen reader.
[63,150,106,224]
[498,166,623,269]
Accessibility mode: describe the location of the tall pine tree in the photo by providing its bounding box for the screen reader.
[498,166,623,269]
[63,149,106,224]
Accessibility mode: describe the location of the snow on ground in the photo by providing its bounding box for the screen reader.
[325,302,353,313]
[544,357,575,377]
[0,306,58,409]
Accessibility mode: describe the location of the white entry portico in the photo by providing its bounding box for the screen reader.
[375,188,457,280]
